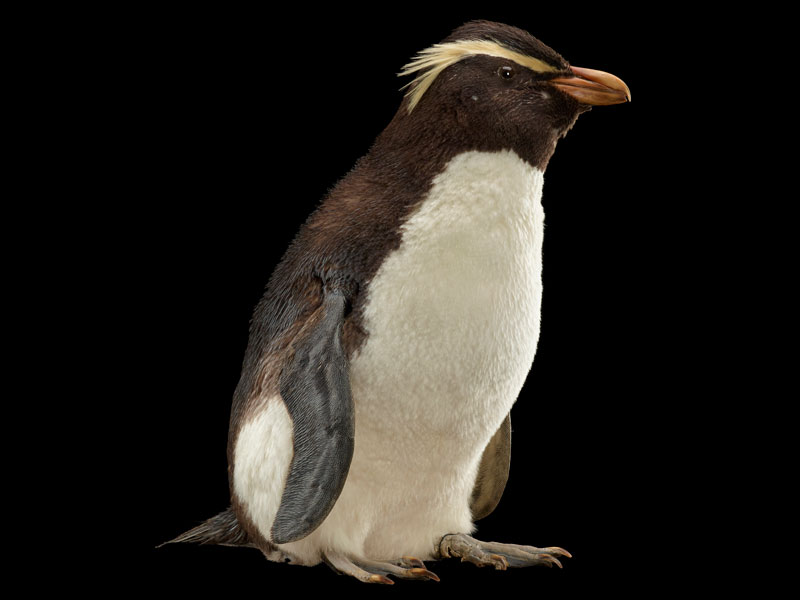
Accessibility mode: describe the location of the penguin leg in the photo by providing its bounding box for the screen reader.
[438,534,571,569]
[323,552,440,584]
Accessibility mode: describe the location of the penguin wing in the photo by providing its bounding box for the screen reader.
[470,413,511,520]
[271,287,355,544]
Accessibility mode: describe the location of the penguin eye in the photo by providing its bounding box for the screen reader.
[498,66,515,80]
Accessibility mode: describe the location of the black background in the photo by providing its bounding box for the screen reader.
[134,5,703,597]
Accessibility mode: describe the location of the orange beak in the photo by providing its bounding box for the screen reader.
[550,66,631,106]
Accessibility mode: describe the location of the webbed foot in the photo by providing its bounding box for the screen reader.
[323,552,440,584]
[438,533,571,569]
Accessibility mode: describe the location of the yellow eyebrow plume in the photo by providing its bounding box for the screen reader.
[398,39,558,112]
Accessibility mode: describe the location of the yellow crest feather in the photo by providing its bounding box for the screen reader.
[398,39,558,112]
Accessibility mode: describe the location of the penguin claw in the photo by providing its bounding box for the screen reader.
[546,546,573,559]
[439,534,572,570]
[408,568,441,582]
[538,554,563,568]
[398,555,426,569]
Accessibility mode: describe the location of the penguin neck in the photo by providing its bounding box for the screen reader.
[405,149,545,241]
[342,105,552,240]
[366,100,561,178]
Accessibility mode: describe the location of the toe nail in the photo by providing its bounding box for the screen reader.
[403,556,425,568]
[410,568,440,582]
[540,554,564,569]
[370,574,394,585]
[548,547,573,559]
[490,554,508,570]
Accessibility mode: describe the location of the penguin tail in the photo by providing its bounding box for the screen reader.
[158,507,250,548]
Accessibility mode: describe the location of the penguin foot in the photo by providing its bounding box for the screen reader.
[323,552,440,584]
[438,533,571,569]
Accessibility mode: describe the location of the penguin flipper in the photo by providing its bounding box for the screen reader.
[470,413,511,520]
[271,287,355,544]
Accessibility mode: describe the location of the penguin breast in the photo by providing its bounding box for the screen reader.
[350,149,545,445]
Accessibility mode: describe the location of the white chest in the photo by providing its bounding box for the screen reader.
[271,150,547,564]
[350,150,545,449]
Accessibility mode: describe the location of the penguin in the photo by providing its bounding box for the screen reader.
[162,20,630,584]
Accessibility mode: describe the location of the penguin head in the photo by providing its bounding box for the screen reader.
[396,20,630,169]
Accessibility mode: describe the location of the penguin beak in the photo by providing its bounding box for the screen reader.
[550,66,631,105]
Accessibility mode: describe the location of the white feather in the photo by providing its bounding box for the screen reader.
[233,396,294,543]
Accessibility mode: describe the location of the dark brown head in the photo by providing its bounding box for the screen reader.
[391,20,630,170]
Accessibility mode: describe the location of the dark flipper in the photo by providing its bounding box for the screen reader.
[470,413,511,521]
[271,288,355,544]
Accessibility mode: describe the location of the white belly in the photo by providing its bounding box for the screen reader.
[275,150,545,564]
